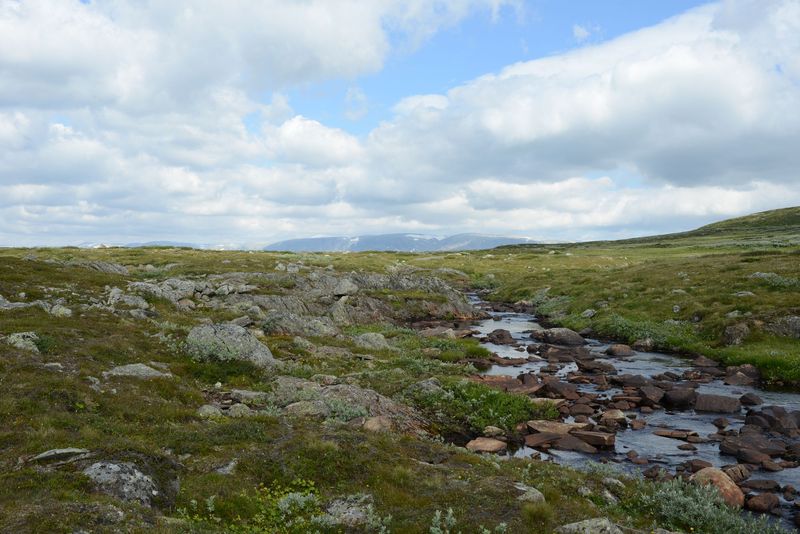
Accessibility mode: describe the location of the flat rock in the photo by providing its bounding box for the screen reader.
[527,420,590,435]
[571,430,615,448]
[30,448,90,463]
[694,393,741,414]
[103,363,172,380]
[465,437,507,453]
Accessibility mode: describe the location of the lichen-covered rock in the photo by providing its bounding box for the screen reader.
[186,323,278,368]
[103,363,172,380]
[6,332,39,352]
[83,462,158,506]
[354,332,391,351]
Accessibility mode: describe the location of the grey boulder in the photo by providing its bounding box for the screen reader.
[186,323,278,368]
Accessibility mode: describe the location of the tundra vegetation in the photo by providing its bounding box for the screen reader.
[0,207,798,532]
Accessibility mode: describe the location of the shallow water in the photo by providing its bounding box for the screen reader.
[469,297,800,525]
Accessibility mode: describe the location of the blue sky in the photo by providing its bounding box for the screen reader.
[289,1,709,134]
[1,0,799,247]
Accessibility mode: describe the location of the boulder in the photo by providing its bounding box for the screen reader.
[554,435,598,454]
[103,363,172,380]
[83,462,159,506]
[465,437,507,453]
[354,332,391,351]
[740,393,763,406]
[745,493,779,513]
[186,323,277,368]
[485,329,516,345]
[638,385,664,406]
[691,467,744,508]
[538,328,586,346]
[723,324,749,346]
[694,394,741,414]
[662,388,697,409]
[605,344,634,357]
[6,332,39,352]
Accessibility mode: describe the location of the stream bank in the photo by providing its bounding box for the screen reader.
[463,295,800,529]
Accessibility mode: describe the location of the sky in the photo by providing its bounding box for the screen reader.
[1,0,799,247]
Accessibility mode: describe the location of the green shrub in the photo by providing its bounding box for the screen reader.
[407,379,555,434]
[628,479,789,534]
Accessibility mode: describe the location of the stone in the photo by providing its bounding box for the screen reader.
[6,332,39,352]
[515,484,546,503]
[83,462,158,506]
[538,328,585,346]
[354,332,391,351]
[363,416,393,432]
[690,467,744,508]
[723,324,749,346]
[49,304,73,318]
[483,425,504,438]
[197,405,223,418]
[284,400,330,417]
[554,435,598,454]
[572,431,615,448]
[740,393,763,406]
[30,448,90,463]
[639,385,665,406]
[465,437,507,453]
[554,518,622,534]
[524,432,561,448]
[746,493,780,513]
[605,344,634,357]
[723,464,751,483]
[599,409,627,426]
[485,329,516,345]
[694,394,741,414]
[693,355,719,367]
[103,363,172,380]
[227,403,255,417]
[186,323,277,368]
[527,420,590,435]
[662,388,696,409]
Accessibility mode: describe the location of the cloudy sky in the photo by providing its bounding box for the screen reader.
[1,0,799,247]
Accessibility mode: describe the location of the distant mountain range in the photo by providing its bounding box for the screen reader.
[263,233,537,252]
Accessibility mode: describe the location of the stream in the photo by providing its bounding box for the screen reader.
[467,295,800,528]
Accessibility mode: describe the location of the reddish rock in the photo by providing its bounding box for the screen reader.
[524,432,561,448]
[553,434,598,454]
[694,393,741,414]
[746,493,780,513]
[466,437,507,453]
[691,467,744,508]
[606,344,634,357]
[571,430,615,448]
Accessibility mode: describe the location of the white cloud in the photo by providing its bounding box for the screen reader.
[0,0,799,246]
[572,24,591,42]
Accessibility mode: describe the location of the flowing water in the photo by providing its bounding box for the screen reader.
[468,296,800,526]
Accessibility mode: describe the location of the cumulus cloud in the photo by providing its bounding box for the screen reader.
[0,0,798,246]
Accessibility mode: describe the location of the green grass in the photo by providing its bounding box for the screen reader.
[1,208,798,531]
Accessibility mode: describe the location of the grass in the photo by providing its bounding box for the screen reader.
[0,207,798,531]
